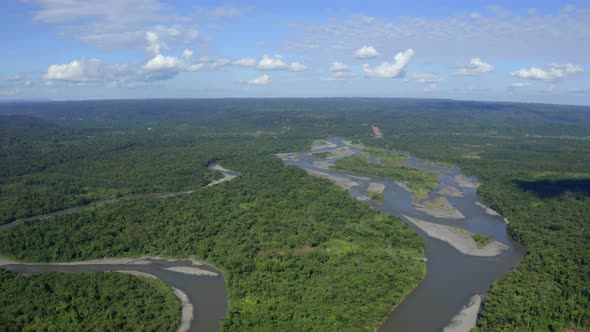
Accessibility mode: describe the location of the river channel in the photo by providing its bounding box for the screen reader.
[280,137,525,332]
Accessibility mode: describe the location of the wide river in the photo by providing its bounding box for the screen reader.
[1,141,524,331]
[281,137,525,332]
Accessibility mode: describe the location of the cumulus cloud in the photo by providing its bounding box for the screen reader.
[330,61,350,72]
[354,46,379,59]
[454,58,494,76]
[44,59,104,82]
[247,74,270,86]
[145,31,164,56]
[142,53,231,79]
[236,55,306,71]
[510,64,583,81]
[143,54,188,72]
[363,49,414,78]
[257,55,288,70]
[287,7,590,63]
[289,62,307,72]
[182,49,193,59]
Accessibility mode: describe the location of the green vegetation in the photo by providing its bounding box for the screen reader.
[312,151,332,159]
[361,146,408,167]
[334,154,438,199]
[384,133,590,331]
[1,98,589,331]
[473,233,495,248]
[0,269,180,331]
[368,191,384,202]
[0,117,425,331]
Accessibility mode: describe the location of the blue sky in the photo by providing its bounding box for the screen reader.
[1,0,589,105]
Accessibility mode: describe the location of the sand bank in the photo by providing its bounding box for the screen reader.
[413,196,465,219]
[455,175,481,188]
[438,186,464,198]
[404,216,508,257]
[174,288,194,332]
[0,257,153,267]
[311,140,337,150]
[475,202,501,216]
[368,182,386,194]
[313,160,334,170]
[164,266,218,277]
[116,270,158,279]
[443,294,481,332]
[206,163,238,187]
[304,168,359,189]
[395,181,412,193]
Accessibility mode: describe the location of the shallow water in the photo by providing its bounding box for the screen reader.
[282,137,525,332]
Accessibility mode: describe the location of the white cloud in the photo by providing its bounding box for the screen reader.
[32,1,203,51]
[44,58,104,82]
[234,58,257,67]
[511,82,530,87]
[363,49,414,78]
[182,49,193,59]
[289,62,307,72]
[330,61,350,72]
[143,54,186,72]
[238,55,306,72]
[33,0,163,23]
[257,55,288,70]
[510,64,583,81]
[146,31,164,56]
[287,8,590,63]
[354,46,379,59]
[211,58,231,69]
[454,58,494,76]
[407,72,442,83]
[247,74,270,86]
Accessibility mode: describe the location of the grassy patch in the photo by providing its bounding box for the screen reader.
[334,154,438,199]
[473,233,495,248]
[451,226,471,237]
[368,191,384,202]
[312,152,332,159]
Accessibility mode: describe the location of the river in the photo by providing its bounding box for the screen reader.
[0,162,237,332]
[280,137,525,332]
[1,144,524,331]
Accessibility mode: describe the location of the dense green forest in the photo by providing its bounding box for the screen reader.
[0,114,425,331]
[0,269,180,331]
[0,98,589,331]
[374,134,590,331]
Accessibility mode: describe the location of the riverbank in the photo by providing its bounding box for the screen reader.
[404,216,508,257]
[115,270,194,332]
[443,295,481,332]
